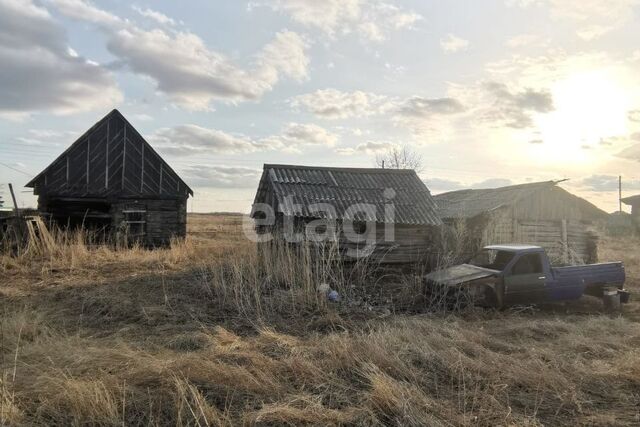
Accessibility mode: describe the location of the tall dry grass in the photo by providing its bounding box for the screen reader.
[0,214,639,425]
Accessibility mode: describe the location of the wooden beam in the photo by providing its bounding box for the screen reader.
[122,123,126,190]
[8,183,19,216]
[66,155,69,183]
[159,163,163,194]
[105,118,110,189]
[140,139,145,193]
[86,136,90,187]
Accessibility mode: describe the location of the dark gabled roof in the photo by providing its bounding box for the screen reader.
[26,109,192,198]
[252,164,442,226]
[621,194,640,205]
[433,180,606,220]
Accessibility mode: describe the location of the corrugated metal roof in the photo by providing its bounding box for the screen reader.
[252,164,442,226]
[621,194,640,205]
[433,180,606,220]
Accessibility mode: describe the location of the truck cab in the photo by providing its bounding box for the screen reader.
[469,244,552,306]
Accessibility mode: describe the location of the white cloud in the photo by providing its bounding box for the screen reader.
[291,89,391,119]
[150,125,274,156]
[149,122,337,157]
[180,165,262,188]
[440,34,469,53]
[336,140,397,155]
[0,0,121,116]
[510,0,640,40]
[393,96,466,137]
[277,122,339,146]
[49,0,310,110]
[132,5,175,26]
[269,0,422,42]
[574,174,640,192]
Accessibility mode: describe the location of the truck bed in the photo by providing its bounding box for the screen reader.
[550,262,625,299]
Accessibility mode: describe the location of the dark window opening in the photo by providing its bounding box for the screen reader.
[512,253,543,275]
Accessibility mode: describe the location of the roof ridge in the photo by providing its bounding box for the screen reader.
[263,163,417,174]
[433,180,557,197]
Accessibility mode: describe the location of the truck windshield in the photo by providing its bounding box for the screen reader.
[469,249,514,271]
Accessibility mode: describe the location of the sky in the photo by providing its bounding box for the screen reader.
[1,0,640,213]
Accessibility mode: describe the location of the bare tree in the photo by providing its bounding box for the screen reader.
[375,146,424,172]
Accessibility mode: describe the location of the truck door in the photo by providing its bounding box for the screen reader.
[504,252,547,305]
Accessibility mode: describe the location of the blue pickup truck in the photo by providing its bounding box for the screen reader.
[425,244,629,309]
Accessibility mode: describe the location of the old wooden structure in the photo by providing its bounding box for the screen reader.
[26,109,192,247]
[251,164,442,264]
[621,195,640,229]
[434,181,608,264]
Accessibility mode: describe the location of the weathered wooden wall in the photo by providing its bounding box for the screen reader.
[259,214,436,265]
[111,198,187,247]
[479,208,598,265]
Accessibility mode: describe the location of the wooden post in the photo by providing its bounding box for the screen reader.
[561,219,568,264]
[8,183,19,216]
[619,175,622,213]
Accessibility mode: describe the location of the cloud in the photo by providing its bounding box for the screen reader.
[574,174,640,192]
[0,0,121,116]
[440,34,469,53]
[510,0,640,40]
[616,133,640,160]
[529,139,544,144]
[132,5,175,26]
[268,0,422,42]
[425,178,464,192]
[629,110,640,123]
[276,122,339,146]
[50,0,310,110]
[149,122,337,157]
[396,97,466,118]
[180,165,262,188]
[481,81,554,128]
[335,140,397,155]
[150,125,270,156]
[393,96,466,136]
[291,89,391,119]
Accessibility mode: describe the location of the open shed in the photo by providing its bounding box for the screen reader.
[433,181,608,264]
[26,109,192,247]
[251,164,442,265]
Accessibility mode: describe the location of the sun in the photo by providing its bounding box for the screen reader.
[532,68,633,163]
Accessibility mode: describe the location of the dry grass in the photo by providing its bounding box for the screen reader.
[1,214,639,425]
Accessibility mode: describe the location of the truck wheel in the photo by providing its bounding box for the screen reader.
[603,288,621,313]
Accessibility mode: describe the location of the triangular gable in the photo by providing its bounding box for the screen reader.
[26,109,192,198]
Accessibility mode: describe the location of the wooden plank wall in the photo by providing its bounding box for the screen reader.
[111,199,187,247]
[483,212,597,264]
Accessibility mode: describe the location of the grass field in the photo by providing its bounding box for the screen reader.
[1,214,639,426]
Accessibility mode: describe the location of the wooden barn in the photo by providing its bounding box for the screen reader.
[433,181,608,264]
[26,109,192,247]
[251,164,442,264]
